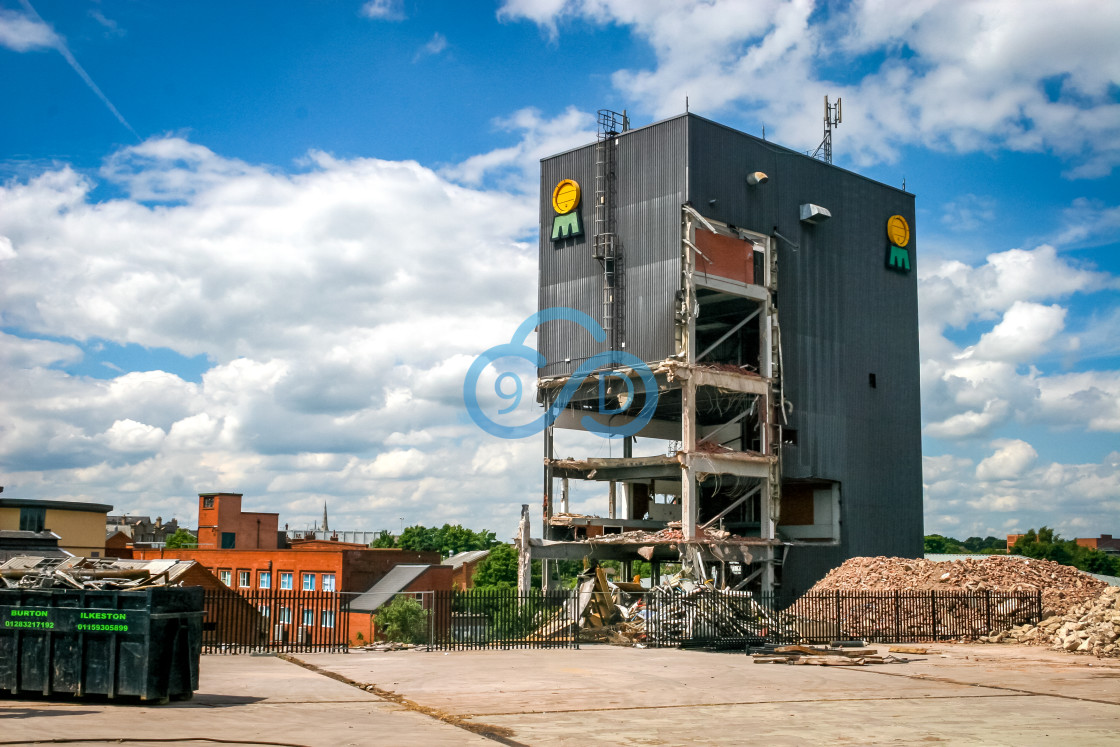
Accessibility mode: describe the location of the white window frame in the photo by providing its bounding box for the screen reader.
[279,572,293,590]
[238,570,250,588]
[219,570,231,586]
[259,571,271,589]
[279,606,291,624]
[322,573,336,592]
[321,610,335,628]
[302,608,314,627]
[302,573,316,591]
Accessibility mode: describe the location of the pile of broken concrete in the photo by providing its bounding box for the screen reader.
[995,586,1120,657]
[807,554,1108,615]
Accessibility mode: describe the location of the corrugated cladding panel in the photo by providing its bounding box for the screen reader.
[538,117,688,376]
[539,144,599,377]
[686,116,922,595]
[614,116,688,365]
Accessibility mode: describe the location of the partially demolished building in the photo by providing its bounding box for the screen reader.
[521,112,922,598]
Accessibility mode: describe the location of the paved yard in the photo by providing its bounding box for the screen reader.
[1,643,1118,746]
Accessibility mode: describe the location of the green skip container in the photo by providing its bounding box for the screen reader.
[0,586,203,703]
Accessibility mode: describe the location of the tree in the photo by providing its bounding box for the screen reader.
[376,596,429,644]
[1010,527,1120,575]
[923,534,963,554]
[472,544,519,589]
[369,530,396,548]
[398,525,440,553]
[393,524,501,557]
[164,529,197,549]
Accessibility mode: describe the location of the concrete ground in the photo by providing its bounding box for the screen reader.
[1,643,1118,746]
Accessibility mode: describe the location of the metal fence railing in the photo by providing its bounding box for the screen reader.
[202,589,349,654]
[641,589,1044,648]
[777,589,1043,645]
[430,590,580,650]
[201,586,1043,653]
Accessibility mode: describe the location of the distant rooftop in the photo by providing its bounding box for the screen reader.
[443,550,490,569]
[0,497,113,513]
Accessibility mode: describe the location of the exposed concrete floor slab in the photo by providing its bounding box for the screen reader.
[296,643,1120,746]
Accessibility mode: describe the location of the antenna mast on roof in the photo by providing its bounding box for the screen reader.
[811,95,842,164]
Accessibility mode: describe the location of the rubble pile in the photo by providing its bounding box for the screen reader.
[995,586,1120,657]
[0,556,187,590]
[807,555,1108,615]
[566,564,798,646]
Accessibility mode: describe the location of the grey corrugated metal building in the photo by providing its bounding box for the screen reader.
[528,113,922,598]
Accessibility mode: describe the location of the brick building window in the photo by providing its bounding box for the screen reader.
[259,605,270,618]
[221,532,236,549]
[321,610,335,628]
[302,573,316,591]
[203,496,214,508]
[279,572,293,590]
[238,571,250,588]
[301,608,314,626]
[259,571,271,589]
[219,570,231,586]
[279,606,291,624]
[322,574,336,592]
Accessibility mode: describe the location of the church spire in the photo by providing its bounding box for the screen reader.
[322,501,329,533]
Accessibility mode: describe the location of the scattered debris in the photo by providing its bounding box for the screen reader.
[751,644,908,666]
[990,586,1120,657]
[563,562,798,646]
[0,556,191,590]
[358,642,429,652]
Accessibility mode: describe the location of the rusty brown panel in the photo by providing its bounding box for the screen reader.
[778,483,815,525]
[694,228,754,285]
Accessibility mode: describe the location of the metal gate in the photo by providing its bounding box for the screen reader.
[202,589,349,653]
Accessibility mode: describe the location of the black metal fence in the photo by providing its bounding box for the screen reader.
[642,589,1044,648]
[200,586,1043,653]
[202,589,349,654]
[430,590,580,650]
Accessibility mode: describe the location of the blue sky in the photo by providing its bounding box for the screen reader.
[1,0,1118,543]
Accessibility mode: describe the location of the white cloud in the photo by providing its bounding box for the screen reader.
[975,439,1038,481]
[414,32,448,62]
[100,137,268,202]
[967,301,1066,363]
[919,241,1120,444]
[926,450,1120,538]
[499,0,1120,175]
[360,0,405,21]
[442,106,595,193]
[101,419,167,454]
[1055,198,1120,247]
[940,194,997,233]
[0,135,548,536]
[0,9,57,51]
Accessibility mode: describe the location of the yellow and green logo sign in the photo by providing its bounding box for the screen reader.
[550,179,583,241]
[886,214,911,272]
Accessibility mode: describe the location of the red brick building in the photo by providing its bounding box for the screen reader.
[132,541,440,595]
[197,492,279,550]
[1075,534,1120,554]
[1008,533,1120,554]
[130,492,451,644]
